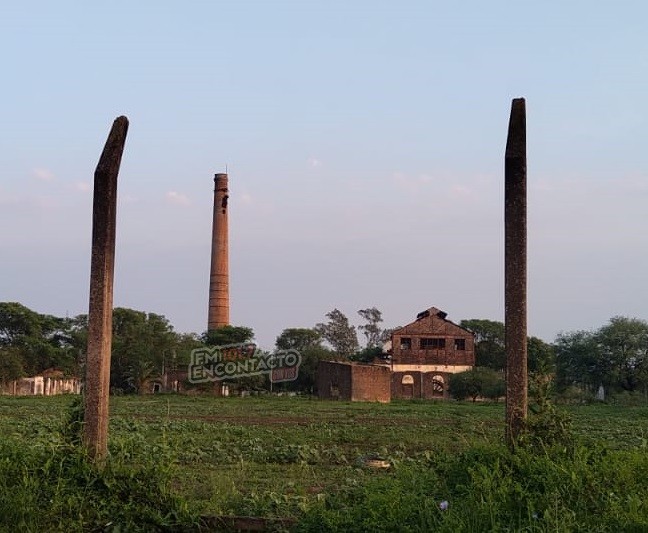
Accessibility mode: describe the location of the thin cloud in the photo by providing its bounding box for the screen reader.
[307,157,322,168]
[75,181,91,192]
[32,168,55,181]
[165,191,191,206]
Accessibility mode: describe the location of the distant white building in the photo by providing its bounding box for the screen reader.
[0,370,81,396]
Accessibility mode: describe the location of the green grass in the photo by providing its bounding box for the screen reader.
[0,395,647,531]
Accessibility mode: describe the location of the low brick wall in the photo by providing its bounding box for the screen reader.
[317,361,390,403]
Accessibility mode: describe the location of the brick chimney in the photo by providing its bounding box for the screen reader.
[208,173,229,330]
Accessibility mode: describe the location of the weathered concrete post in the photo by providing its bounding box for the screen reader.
[504,98,527,447]
[84,116,129,461]
[208,173,230,330]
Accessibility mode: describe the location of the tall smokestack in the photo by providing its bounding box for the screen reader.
[208,173,229,330]
[504,98,528,447]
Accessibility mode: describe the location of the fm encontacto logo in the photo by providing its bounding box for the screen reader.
[188,343,301,383]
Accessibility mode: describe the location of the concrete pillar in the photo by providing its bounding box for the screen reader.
[208,173,230,330]
[83,116,129,461]
[504,98,528,447]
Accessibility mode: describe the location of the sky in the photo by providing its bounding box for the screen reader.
[1,1,647,349]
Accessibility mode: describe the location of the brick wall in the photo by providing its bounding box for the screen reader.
[317,361,390,403]
[316,361,353,400]
[350,364,391,403]
[391,371,450,400]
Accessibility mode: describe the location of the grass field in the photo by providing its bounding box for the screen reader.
[1,395,648,531]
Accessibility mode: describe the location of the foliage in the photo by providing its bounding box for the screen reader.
[350,346,385,363]
[110,308,177,393]
[523,372,575,452]
[0,301,79,377]
[449,367,504,402]
[0,302,200,393]
[275,328,322,352]
[297,444,648,532]
[126,358,158,395]
[460,318,555,375]
[460,319,506,370]
[173,332,204,367]
[281,345,334,393]
[1,395,648,529]
[315,309,359,358]
[555,329,600,392]
[0,346,24,383]
[556,316,648,397]
[597,316,648,392]
[527,336,555,374]
[203,324,254,347]
[0,433,197,530]
[357,307,390,349]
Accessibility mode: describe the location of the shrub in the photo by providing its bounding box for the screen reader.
[0,399,199,531]
[449,367,504,402]
[297,444,648,532]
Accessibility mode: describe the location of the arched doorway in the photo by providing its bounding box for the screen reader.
[401,374,414,399]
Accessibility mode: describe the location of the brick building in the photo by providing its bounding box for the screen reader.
[390,307,475,399]
[316,360,391,403]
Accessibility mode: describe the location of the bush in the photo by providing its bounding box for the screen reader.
[449,367,504,402]
[0,399,199,531]
[297,443,648,532]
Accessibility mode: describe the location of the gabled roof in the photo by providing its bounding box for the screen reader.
[392,306,474,336]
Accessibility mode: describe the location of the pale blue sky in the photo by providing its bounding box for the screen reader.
[2,1,647,348]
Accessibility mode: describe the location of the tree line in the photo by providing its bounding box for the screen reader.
[450,317,648,402]
[0,302,389,394]
[2,301,646,400]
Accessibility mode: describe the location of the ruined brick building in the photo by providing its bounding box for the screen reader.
[390,307,475,399]
[317,306,475,401]
[316,360,391,403]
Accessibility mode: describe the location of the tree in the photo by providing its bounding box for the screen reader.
[596,316,648,393]
[0,347,24,383]
[0,302,43,345]
[280,345,335,394]
[449,367,504,402]
[315,309,359,358]
[201,325,259,393]
[275,328,322,352]
[126,358,157,395]
[351,346,385,363]
[459,319,506,371]
[555,330,600,393]
[110,308,179,392]
[203,325,254,347]
[357,307,389,349]
[173,332,204,367]
[0,302,77,376]
[527,336,555,374]
[461,318,555,376]
[555,317,648,396]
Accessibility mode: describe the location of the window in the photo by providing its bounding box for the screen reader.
[420,338,445,350]
[432,375,444,395]
[400,337,412,350]
[454,338,466,351]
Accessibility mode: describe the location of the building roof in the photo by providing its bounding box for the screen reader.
[391,307,474,336]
